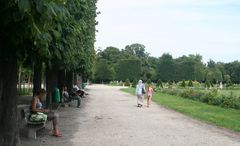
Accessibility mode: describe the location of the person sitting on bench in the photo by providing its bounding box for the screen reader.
[73,84,85,97]
[62,86,81,108]
[31,89,62,137]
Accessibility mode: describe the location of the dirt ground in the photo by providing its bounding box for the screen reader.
[21,84,240,146]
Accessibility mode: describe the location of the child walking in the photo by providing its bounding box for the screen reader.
[147,84,153,108]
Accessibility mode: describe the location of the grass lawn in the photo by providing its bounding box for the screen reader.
[121,87,240,132]
[220,89,240,96]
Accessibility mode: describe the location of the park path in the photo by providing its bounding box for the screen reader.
[22,84,240,146]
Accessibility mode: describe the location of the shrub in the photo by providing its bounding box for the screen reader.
[180,89,203,100]
[159,87,240,110]
[181,80,186,88]
[168,81,173,88]
[119,81,124,86]
[226,81,233,87]
[146,79,151,86]
[161,89,181,96]
[188,80,193,87]
[125,79,131,86]
[17,88,32,96]
[193,80,201,88]
[205,80,211,88]
[199,94,209,103]
[208,96,223,106]
[132,79,137,88]
[221,96,237,109]
[220,92,240,109]
[157,79,163,88]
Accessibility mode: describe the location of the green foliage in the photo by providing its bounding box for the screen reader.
[125,79,130,86]
[94,46,240,85]
[206,68,223,83]
[122,87,240,132]
[188,80,193,87]
[224,75,231,83]
[159,88,240,110]
[17,87,32,96]
[116,59,141,81]
[97,47,122,64]
[221,94,240,109]
[205,80,211,88]
[226,81,233,87]
[225,61,240,83]
[157,53,175,82]
[156,79,163,88]
[168,80,173,88]
[94,59,115,82]
[180,89,204,100]
[146,79,151,84]
[132,79,138,88]
[181,80,186,87]
[1,0,97,78]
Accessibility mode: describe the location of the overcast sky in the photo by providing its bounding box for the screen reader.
[95,0,240,62]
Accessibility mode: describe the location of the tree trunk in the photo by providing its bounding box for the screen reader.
[0,58,21,146]
[79,74,83,89]
[28,75,31,90]
[74,73,78,85]
[18,65,22,93]
[46,65,58,109]
[57,69,65,101]
[33,60,42,96]
[66,71,73,93]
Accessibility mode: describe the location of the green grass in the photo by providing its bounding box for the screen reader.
[17,88,32,96]
[220,90,240,96]
[121,87,240,132]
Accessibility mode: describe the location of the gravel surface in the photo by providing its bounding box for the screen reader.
[21,84,240,146]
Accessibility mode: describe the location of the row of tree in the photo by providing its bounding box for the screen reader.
[94,44,240,84]
[0,1,98,145]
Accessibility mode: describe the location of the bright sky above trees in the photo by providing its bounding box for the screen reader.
[95,0,240,62]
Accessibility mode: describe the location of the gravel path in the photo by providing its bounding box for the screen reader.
[22,84,240,146]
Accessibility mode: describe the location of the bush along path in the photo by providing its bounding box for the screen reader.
[159,88,240,110]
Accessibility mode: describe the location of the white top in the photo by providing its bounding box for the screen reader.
[136,84,145,95]
[74,85,80,90]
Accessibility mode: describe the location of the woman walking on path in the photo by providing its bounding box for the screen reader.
[136,80,145,107]
[147,84,153,108]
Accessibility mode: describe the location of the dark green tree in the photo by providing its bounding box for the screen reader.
[181,80,186,88]
[157,79,163,88]
[132,79,138,88]
[125,79,131,86]
[94,59,115,83]
[188,80,193,87]
[0,0,98,145]
[225,61,240,84]
[116,59,141,81]
[157,53,175,82]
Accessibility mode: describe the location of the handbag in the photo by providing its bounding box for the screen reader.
[30,112,47,122]
[142,87,146,94]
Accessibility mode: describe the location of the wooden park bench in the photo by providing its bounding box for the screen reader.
[18,105,47,139]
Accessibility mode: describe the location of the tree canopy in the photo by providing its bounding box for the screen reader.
[95,44,240,85]
[0,0,98,145]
